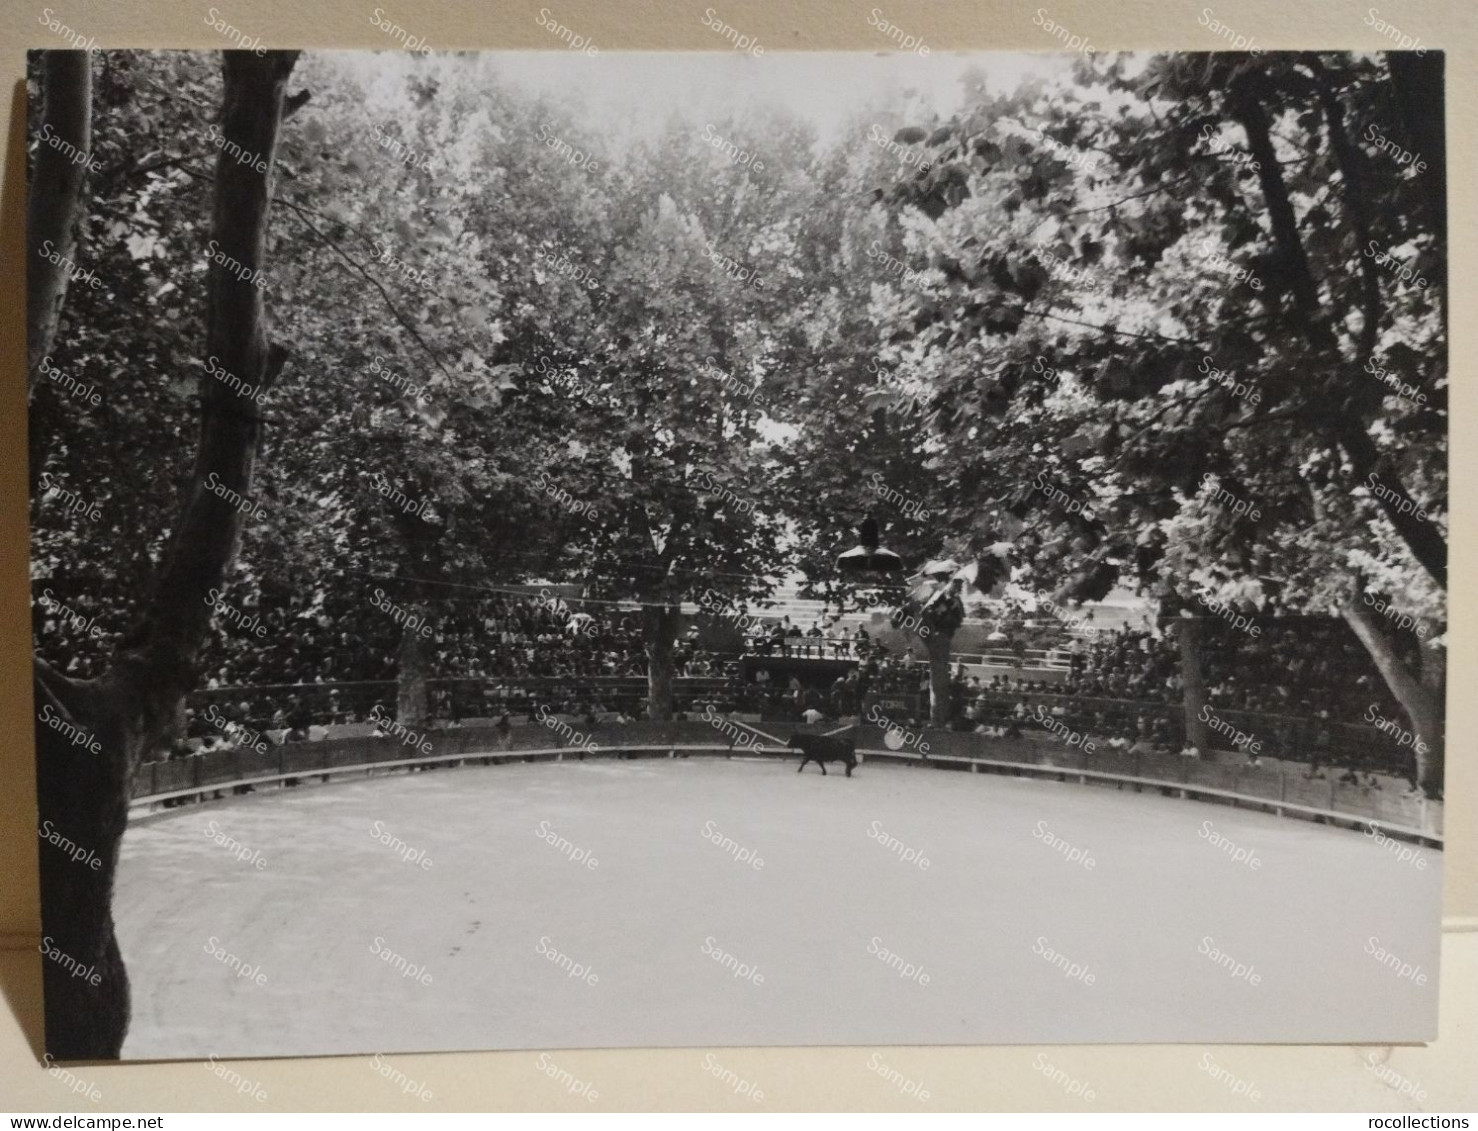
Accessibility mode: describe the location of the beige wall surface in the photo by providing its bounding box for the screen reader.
[0,0,1472,1112]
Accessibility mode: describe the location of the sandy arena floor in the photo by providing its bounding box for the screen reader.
[114,757,1441,1058]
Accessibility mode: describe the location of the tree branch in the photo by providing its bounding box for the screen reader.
[1214,404,1305,432]
[1063,173,1194,216]
[1230,68,1445,591]
[273,195,461,388]
[1020,307,1204,347]
[1334,416,1446,589]
[27,51,93,395]
[118,50,301,722]
[1308,56,1383,366]
[1228,70,1332,345]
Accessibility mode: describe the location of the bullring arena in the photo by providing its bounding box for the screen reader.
[115,713,1441,1057]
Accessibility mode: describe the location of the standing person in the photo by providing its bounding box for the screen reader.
[768,618,787,657]
[836,625,853,659]
[829,674,847,718]
[805,619,824,658]
[282,700,314,787]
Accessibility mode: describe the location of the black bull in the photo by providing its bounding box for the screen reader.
[789,732,857,777]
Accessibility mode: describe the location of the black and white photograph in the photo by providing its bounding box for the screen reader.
[25,29,1446,1065]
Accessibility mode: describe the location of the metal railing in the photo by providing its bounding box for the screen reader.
[738,634,1073,670]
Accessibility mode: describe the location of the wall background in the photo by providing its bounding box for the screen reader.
[0,0,1472,1111]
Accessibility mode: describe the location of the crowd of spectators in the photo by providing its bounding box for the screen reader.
[40,570,1419,783]
[426,596,649,680]
[31,585,117,680]
[1197,619,1408,721]
[167,589,743,743]
[844,621,1413,783]
[717,617,1414,783]
[189,591,735,687]
[745,616,901,660]
[1036,621,1406,723]
[33,584,742,695]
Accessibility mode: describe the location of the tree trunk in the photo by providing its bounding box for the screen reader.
[34,51,299,1060]
[1229,73,1326,330]
[1387,52,1446,250]
[1178,617,1212,755]
[390,491,440,731]
[1333,417,1446,590]
[1384,51,1448,371]
[643,604,681,721]
[1231,73,1446,591]
[1309,59,1382,365]
[396,611,429,729]
[1341,590,1444,798]
[925,628,953,728]
[34,661,133,1062]
[27,50,92,396]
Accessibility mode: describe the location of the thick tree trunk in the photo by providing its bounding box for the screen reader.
[1235,75,1447,791]
[1418,621,1445,697]
[643,604,681,721]
[1178,618,1212,755]
[34,51,299,1060]
[1309,59,1383,365]
[1384,51,1448,369]
[34,661,133,1061]
[1341,590,1444,798]
[1387,52,1446,250]
[1229,74,1326,331]
[390,494,441,730]
[1231,73,1446,591]
[27,51,92,395]
[396,611,430,728]
[924,628,953,728]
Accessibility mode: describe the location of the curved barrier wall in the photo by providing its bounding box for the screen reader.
[129,719,1442,845]
[871,726,1441,844]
